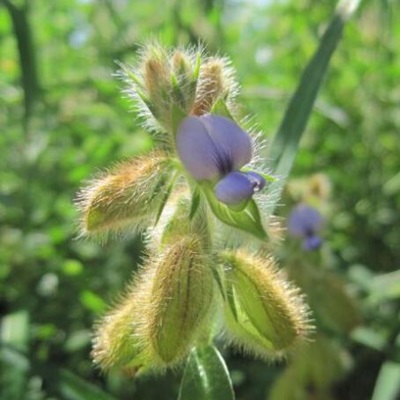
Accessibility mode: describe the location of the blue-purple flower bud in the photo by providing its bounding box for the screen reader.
[287,204,323,251]
[176,114,252,181]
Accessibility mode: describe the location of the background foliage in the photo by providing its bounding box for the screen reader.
[1,0,399,399]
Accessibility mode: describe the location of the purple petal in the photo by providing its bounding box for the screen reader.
[303,235,322,251]
[176,114,252,181]
[287,204,323,237]
[243,171,266,192]
[214,171,254,205]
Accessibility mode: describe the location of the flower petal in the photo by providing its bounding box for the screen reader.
[176,114,252,181]
[243,171,266,192]
[303,235,322,251]
[214,171,254,205]
[287,204,323,237]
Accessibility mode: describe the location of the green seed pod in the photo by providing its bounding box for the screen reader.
[286,262,361,334]
[76,151,173,238]
[144,235,215,366]
[221,251,312,359]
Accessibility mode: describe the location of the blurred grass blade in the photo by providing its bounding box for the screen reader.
[58,369,117,400]
[268,0,360,206]
[2,0,40,124]
[178,345,235,400]
[371,361,400,400]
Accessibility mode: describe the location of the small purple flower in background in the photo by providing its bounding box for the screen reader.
[287,204,323,251]
[176,114,265,206]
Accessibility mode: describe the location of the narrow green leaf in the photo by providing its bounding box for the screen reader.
[211,98,235,120]
[202,184,267,240]
[371,361,400,400]
[154,170,178,224]
[178,346,235,400]
[267,0,360,210]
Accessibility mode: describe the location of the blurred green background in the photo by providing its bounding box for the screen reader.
[1,0,400,399]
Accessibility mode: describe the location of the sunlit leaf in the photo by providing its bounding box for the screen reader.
[178,346,234,400]
[371,361,400,400]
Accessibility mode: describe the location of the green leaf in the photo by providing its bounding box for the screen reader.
[154,170,178,224]
[0,344,30,400]
[58,369,117,400]
[371,361,400,400]
[367,270,400,305]
[267,0,360,211]
[189,185,201,220]
[0,310,29,351]
[178,346,235,400]
[211,98,235,120]
[202,184,267,240]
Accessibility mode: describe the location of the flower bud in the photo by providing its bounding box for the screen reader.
[144,235,215,365]
[170,50,199,112]
[91,287,145,372]
[191,58,235,116]
[76,151,172,237]
[287,204,323,250]
[221,251,311,358]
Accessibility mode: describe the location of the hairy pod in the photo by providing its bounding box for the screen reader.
[76,151,172,237]
[221,251,312,358]
[144,235,215,365]
[91,288,145,372]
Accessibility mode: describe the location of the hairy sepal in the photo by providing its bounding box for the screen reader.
[202,183,267,240]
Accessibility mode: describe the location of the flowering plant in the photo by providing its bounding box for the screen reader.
[76,43,311,378]
[76,2,359,392]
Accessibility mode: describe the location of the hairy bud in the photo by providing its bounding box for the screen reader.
[221,251,312,359]
[91,285,145,372]
[76,151,172,237]
[191,58,236,116]
[143,235,215,365]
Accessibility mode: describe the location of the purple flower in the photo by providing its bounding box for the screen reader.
[287,204,323,251]
[176,114,265,206]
